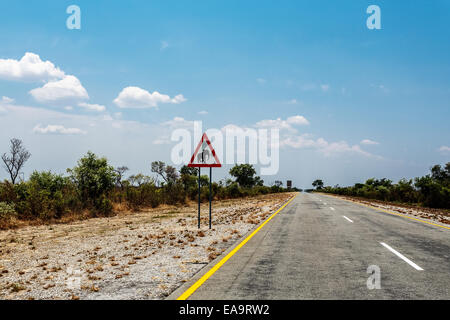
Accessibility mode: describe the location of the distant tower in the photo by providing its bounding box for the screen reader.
[287,180,292,189]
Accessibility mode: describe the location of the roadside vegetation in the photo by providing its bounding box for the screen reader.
[0,138,293,229]
[311,163,450,209]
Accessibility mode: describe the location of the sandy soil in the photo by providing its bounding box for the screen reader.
[0,193,294,300]
[328,194,450,225]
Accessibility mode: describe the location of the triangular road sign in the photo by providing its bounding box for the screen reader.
[188,133,222,167]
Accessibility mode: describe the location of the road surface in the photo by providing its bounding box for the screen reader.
[179,192,450,299]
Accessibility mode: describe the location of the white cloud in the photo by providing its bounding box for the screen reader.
[252,115,378,158]
[113,86,186,108]
[222,118,377,158]
[281,135,319,149]
[0,52,65,82]
[0,96,15,104]
[160,41,169,51]
[78,102,106,112]
[162,116,195,128]
[64,106,73,111]
[102,114,113,121]
[439,146,450,153]
[0,103,164,180]
[154,114,378,159]
[29,75,89,103]
[33,124,86,135]
[282,135,376,158]
[0,97,14,115]
[361,139,380,145]
[316,139,372,157]
[153,137,170,145]
[153,117,199,145]
[256,78,266,84]
[300,83,317,91]
[371,84,390,93]
[255,115,309,133]
[320,84,330,92]
[287,99,298,105]
[221,123,251,134]
[111,122,122,129]
[301,83,330,92]
[286,115,309,125]
[0,52,93,106]
[198,110,208,115]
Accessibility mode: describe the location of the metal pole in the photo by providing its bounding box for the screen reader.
[198,167,201,229]
[209,167,212,229]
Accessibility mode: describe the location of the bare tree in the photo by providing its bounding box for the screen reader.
[114,166,129,189]
[165,166,179,183]
[151,161,167,183]
[1,138,31,184]
[151,161,179,185]
[273,180,283,187]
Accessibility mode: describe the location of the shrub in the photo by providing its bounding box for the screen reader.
[320,162,450,209]
[125,182,161,209]
[0,202,17,219]
[0,181,17,203]
[163,182,186,205]
[226,183,242,198]
[229,164,262,188]
[28,171,70,218]
[0,155,292,226]
[67,151,116,212]
[94,195,113,216]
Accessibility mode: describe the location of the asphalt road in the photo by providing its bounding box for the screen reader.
[184,192,450,299]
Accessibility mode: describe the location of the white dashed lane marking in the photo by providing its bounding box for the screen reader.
[342,216,353,223]
[380,242,424,271]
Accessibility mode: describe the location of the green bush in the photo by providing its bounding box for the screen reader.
[67,151,117,213]
[0,201,17,219]
[163,182,186,205]
[0,155,292,224]
[226,183,242,198]
[0,181,17,203]
[320,162,450,209]
[229,164,263,188]
[94,195,113,216]
[125,180,162,210]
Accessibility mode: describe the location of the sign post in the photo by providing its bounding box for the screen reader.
[198,167,201,229]
[188,133,222,229]
[209,167,212,229]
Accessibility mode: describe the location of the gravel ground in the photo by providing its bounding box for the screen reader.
[329,194,450,225]
[0,193,294,300]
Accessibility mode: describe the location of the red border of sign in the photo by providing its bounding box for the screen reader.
[188,133,222,167]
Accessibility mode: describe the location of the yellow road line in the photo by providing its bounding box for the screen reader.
[177,193,299,300]
[320,193,450,231]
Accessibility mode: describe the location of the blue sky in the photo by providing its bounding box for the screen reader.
[0,0,449,188]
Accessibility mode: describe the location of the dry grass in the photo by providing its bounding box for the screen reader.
[0,192,295,300]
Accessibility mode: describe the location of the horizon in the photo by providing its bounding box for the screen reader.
[1,1,449,190]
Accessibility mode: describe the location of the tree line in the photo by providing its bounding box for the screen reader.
[311,163,450,209]
[0,138,292,226]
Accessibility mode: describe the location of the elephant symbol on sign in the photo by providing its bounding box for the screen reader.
[197,148,210,163]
